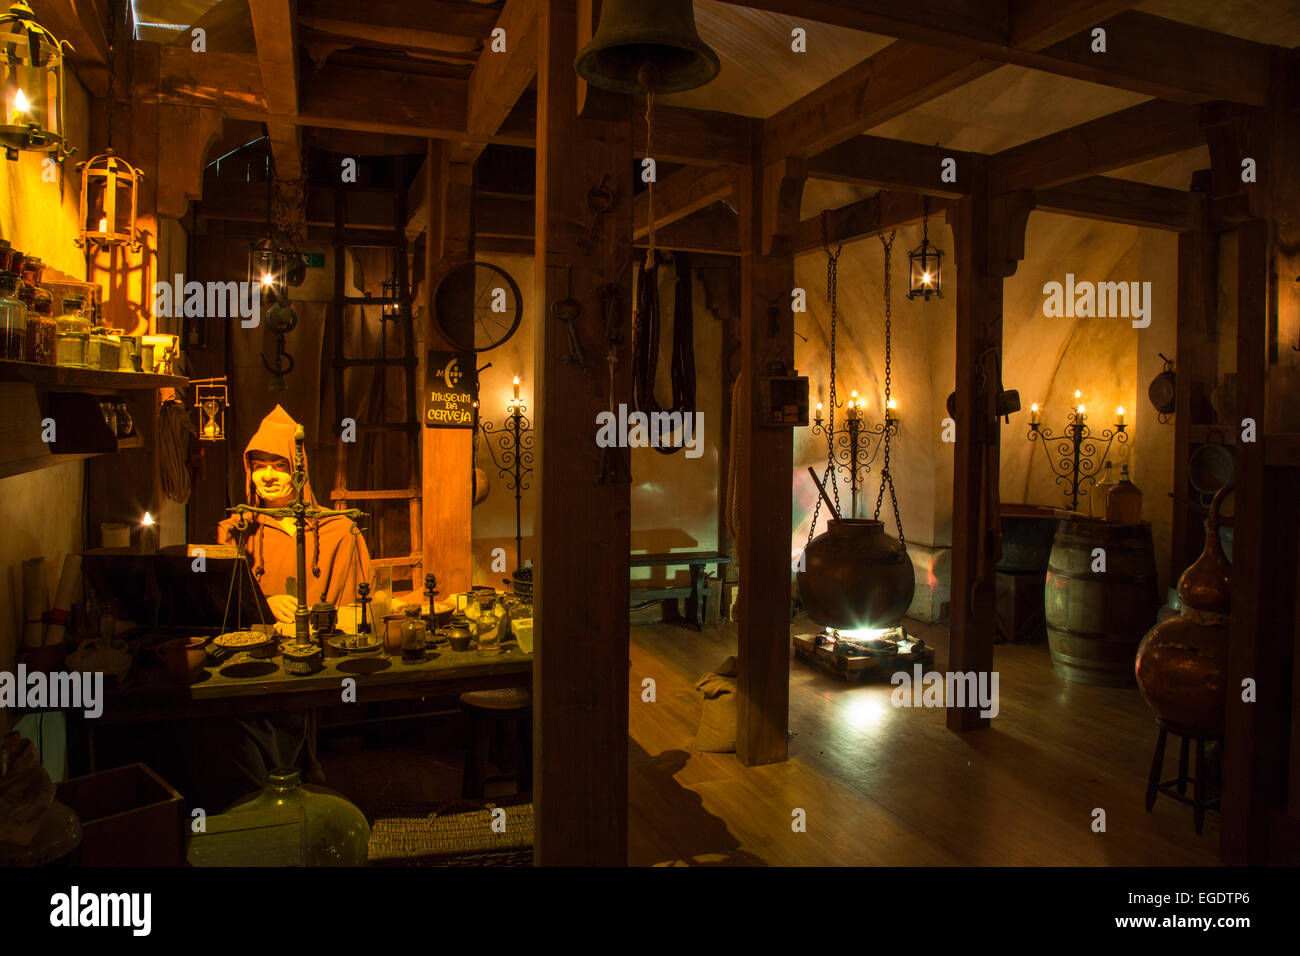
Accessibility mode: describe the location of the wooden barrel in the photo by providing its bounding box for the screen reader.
[1044,518,1158,686]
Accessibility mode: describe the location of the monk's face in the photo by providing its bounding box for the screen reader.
[250,454,294,506]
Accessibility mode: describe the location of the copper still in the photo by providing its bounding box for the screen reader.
[1134,484,1232,735]
[797,518,915,631]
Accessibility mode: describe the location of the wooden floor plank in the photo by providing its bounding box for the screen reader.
[627,619,1220,866]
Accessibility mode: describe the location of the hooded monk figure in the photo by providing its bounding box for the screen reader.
[218,405,371,626]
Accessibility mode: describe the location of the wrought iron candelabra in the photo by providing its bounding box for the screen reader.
[810,397,898,518]
[476,398,535,569]
[1026,406,1128,511]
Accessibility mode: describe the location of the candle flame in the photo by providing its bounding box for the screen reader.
[1117,406,1125,415]
[142,512,155,526]
[14,89,28,112]
[1031,402,1039,412]
[886,398,897,410]
[1077,405,1086,414]
[261,273,273,285]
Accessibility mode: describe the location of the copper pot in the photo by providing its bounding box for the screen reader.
[1134,484,1233,735]
[1135,616,1229,735]
[797,518,914,630]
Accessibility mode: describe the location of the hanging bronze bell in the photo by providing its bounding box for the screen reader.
[574,0,721,95]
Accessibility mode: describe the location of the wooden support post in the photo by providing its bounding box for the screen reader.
[421,140,476,595]
[1171,196,1218,579]
[533,0,633,865]
[734,157,804,766]
[948,160,1029,732]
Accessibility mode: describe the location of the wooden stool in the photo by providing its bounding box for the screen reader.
[1145,719,1222,835]
[459,688,532,800]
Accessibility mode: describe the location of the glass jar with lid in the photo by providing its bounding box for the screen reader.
[400,605,426,663]
[0,271,27,361]
[55,296,90,366]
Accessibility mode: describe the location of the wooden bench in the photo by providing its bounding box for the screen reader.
[629,551,731,630]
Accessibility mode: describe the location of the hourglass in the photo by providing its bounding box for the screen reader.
[194,379,228,441]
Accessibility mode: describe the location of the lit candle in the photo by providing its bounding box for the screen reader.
[850,390,858,419]
[886,397,898,421]
[1030,402,1040,425]
[12,88,28,125]
[815,401,823,422]
[1116,406,1125,427]
[1077,404,1086,415]
[98,216,108,233]
[140,511,157,554]
[513,375,520,399]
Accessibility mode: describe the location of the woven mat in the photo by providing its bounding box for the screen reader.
[369,800,533,866]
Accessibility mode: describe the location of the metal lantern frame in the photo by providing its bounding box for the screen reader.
[0,1,73,161]
[76,148,142,249]
[248,232,303,305]
[906,198,943,301]
[193,377,228,442]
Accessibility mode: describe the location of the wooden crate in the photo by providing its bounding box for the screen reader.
[792,632,935,683]
[56,763,185,866]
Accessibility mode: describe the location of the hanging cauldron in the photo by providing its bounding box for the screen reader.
[797,519,914,631]
[1134,484,1232,735]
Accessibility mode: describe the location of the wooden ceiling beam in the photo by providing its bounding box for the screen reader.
[249,0,300,115]
[794,190,947,254]
[297,0,500,39]
[1015,12,1271,106]
[249,1,301,179]
[761,40,993,165]
[1032,175,1201,231]
[990,99,1205,194]
[633,166,735,240]
[148,44,746,165]
[455,0,539,164]
[29,0,112,95]
[807,135,973,197]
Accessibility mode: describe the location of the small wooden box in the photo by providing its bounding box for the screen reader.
[56,762,185,866]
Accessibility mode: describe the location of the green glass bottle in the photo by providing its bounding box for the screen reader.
[225,768,370,866]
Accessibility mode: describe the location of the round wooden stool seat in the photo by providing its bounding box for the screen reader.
[459,687,532,712]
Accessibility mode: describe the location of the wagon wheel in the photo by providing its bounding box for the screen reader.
[433,262,523,353]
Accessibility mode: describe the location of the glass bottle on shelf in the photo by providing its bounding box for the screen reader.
[400,605,425,663]
[1106,464,1143,525]
[55,296,90,366]
[224,768,370,866]
[1090,460,1116,519]
[18,257,54,365]
[0,271,27,361]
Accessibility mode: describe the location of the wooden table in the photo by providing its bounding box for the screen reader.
[629,551,731,629]
[75,643,532,771]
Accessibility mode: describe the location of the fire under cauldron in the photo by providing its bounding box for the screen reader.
[797,519,915,630]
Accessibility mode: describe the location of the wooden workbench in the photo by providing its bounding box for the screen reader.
[93,643,533,724]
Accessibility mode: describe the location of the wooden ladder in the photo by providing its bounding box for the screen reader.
[328,156,422,586]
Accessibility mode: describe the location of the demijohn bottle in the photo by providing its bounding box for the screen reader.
[1105,463,1143,524]
[1091,461,1116,519]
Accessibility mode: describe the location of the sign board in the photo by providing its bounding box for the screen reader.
[424,351,478,428]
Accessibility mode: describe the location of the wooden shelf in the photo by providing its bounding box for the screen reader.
[0,360,187,391]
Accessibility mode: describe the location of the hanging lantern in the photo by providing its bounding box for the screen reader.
[194,379,228,441]
[76,149,142,249]
[907,198,943,301]
[248,233,304,304]
[381,274,404,321]
[0,2,72,161]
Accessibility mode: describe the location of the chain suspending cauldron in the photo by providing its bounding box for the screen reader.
[797,518,914,630]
